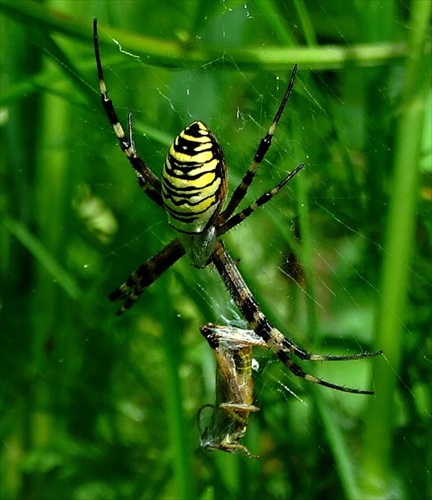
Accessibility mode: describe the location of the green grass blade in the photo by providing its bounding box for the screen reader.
[360,0,431,497]
[0,1,408,70]
[3,217,81,300]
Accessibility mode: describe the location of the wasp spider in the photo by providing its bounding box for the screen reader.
[94,20,381,394]
[198,324,266,458]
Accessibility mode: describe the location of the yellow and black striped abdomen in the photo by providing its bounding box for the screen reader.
[162,121,227,234]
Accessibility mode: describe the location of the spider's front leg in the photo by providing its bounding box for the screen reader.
[219,64,299,222]
[211,241,382,394]
[93,18,163,207]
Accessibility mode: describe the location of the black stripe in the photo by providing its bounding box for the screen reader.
[163,177,219,201]
[164,211,198,223]
[239,295,274,343]
[240,295,259,321]
[183,122,209,136]
[174,135,211,154]
[165,160,218,179]
[165,202,217,220]
[277,349,289,364]
[254,321,272,342]
[254,134,272,163]
[168,144,219,162]
[167,158,217,172]
[164,190,217,208]
[277,352,304,377]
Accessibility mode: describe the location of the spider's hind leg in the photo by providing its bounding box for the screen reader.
[109,237,185,314]
[212,241,382,395]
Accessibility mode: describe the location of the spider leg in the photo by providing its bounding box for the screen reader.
[220,65,298,221]
[93,18,163,207]
[218,163,304,236]
[109,237,185,314]
[212,241,382,394]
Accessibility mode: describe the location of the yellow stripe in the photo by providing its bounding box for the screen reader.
[164,163,219,189]
[166,178,221,209]
[169,145,213,165]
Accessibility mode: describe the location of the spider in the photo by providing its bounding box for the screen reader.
[198,324,266,458]
[94,19,382,395]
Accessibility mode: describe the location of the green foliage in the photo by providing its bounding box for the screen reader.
[1,1,430,499]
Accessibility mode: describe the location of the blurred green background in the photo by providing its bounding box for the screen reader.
[1,1,430,499]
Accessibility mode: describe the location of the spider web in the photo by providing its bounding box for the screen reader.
[86,4,430,495]
[2,1,430,499]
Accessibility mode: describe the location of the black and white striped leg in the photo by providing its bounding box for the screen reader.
[218,163,304,236]
[109,237,186,314]
[220,65,298,221]
[212,241,382,394]
[93,18,163,207]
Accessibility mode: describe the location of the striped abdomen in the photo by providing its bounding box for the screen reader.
[162,121,227,234]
